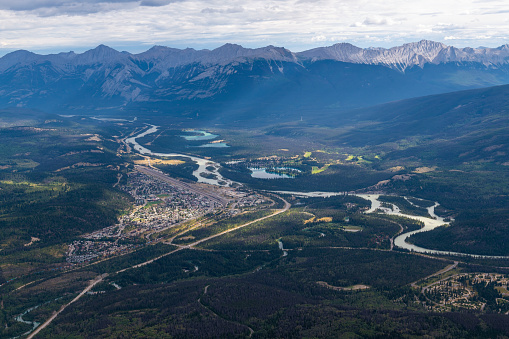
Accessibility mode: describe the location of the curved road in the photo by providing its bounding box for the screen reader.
[29,197,290,337]
[119,197,290,272]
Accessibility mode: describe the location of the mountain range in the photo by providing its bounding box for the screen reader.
[299,40,509,71]
[2,40,509,120]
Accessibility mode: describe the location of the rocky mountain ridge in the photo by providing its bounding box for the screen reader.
[1,40,509,116]
[298,40,509,71]
[3,40,509,72]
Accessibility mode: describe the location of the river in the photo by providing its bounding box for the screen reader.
[271,191,509,259]
[10,297,64,339]
[126,126,507,258]
[125,125,234,187]
[11,306,41,339]
[358,194,509,259]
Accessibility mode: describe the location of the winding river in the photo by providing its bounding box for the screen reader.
[11,306,41,339]
[125,125,234,187]
[10,297,64,339]
[125,125,507,259]
[272,191,509,259]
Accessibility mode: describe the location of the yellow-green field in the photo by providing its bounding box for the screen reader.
[312,164,330,174]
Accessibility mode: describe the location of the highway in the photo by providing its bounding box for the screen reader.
[27,274,108,339]
[25,172,288,338]
[117,197,290,272]
[186,198,290,248]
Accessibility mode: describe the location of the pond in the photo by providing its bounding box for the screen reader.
[249,167,300,179]
[181,130,219,141]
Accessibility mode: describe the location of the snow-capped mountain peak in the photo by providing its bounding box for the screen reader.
[297,40,509,71]
[2,40,509,111]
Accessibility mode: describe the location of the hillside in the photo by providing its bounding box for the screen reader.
[2,41,509,120]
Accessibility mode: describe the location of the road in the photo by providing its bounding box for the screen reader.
[27,274,108,339]
[27,194,287,337]
[197,284,254,337]
[186,198,290,248]
[117,197,290,273]
[388,220,404,250]
[411,261,459,292]
[135,165,229,206]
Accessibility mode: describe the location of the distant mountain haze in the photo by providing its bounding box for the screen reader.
[2,40,509,121]
[298,40,509,71]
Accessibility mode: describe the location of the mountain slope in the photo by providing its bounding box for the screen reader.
[304,83,509,256]
[298,40,509,71]
[1,41,509,118]
[322,83,509,145]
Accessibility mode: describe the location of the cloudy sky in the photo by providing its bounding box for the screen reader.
[0,0,508,55]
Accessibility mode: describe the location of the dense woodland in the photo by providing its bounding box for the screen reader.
[0,116,136,294]
[219,163,394,192]
[1,89,509,338]
[40,248,509,338]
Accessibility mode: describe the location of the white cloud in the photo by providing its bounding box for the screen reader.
[432,23,465,32]
[201,6,244,14]
[0,0,181,16]
[0,0,508,55]
[140,0,180,6]
[362,17,393,26]
[311,35,327,42]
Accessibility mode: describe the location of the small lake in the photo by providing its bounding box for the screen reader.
[125,125,234,186]
[181,130,218,141]
[249,167,299,179]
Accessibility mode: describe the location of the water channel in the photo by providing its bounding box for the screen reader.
[181,130,218,141]
[10,297,63,339]
[272,191,509,259]
[125,124,507,259]
[11,305,41,339]
[125,125,234,186]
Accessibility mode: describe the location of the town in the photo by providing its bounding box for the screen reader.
[66,167,270,263]
[417,273,509,314]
